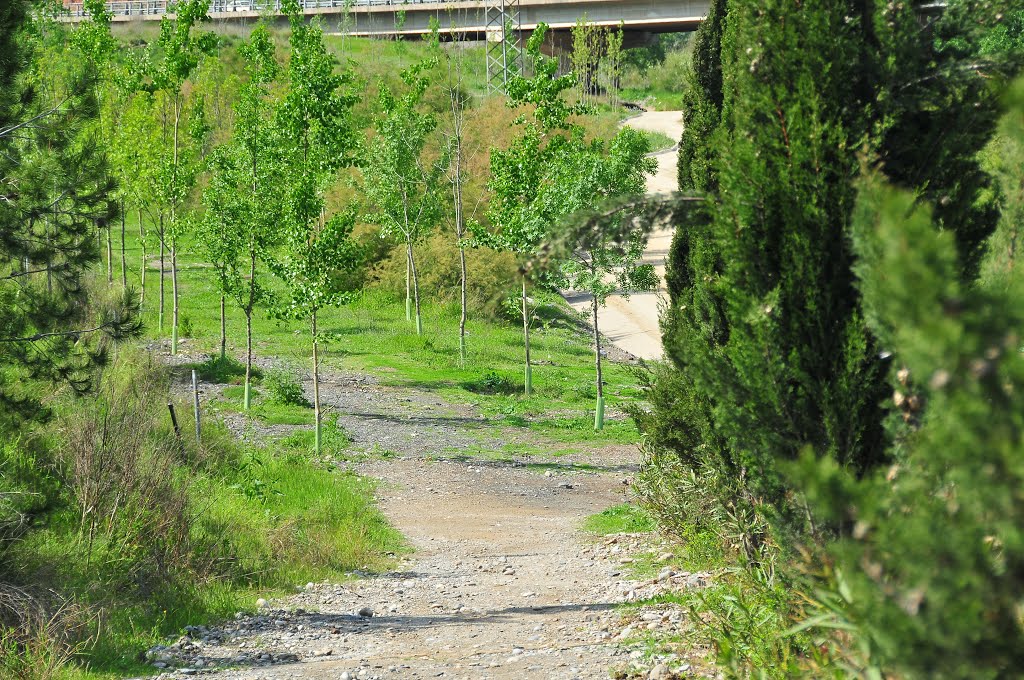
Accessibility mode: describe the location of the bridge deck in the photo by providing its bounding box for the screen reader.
[64,0,705,36]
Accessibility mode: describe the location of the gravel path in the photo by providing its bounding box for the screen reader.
[150,355,706,679]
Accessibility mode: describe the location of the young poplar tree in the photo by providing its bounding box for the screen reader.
[570,16,599,106]
[362,58,443,337]
[140,0,217,355]
[485,24,651,397]
[201,24,283,408]
[482,25,586,395]
[551,126,656,428]
[114,92,160,309]
[71,0,120,285]
[273,1,361,454]
[437,24,474,362]
[601,24,624,108]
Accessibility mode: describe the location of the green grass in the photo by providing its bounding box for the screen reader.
[639,128,677,152]
[621,87,685,112]
[126,227,644,442]
[584,503,657,535]
[213,385,314,426]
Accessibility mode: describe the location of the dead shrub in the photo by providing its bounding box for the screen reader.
[0,585,90,680]
[60,356,194,591]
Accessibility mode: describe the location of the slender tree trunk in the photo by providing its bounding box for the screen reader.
[405,247,412,323]
[459,245,468,362]
[171,231,179,355]
[410,243,423,336]
[139,208,146,307]
[446,46,470,365]
[220,294,227,360]
[170,97,181,356]
[244,249,257,410]
[106,224,113,283]
[592,293,605,430]
[120,204,127,288]
[452,132,468,363]
[522,274,532,396]
[158,214,165,333]
[244,309,253,411]
[312,310,322,455]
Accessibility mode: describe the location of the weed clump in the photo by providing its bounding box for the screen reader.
[263,368,311,407]
[463,371,518,395]
[193,354,257,384]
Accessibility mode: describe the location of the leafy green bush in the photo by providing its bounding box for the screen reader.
[367,231,520,321]
[262,368,310,407]
[193,354,256,384]
[463,371,518,395]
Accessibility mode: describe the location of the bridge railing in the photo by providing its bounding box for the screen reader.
[63,0,447,18]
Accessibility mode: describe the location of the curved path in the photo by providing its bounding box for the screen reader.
[564,111,683,361]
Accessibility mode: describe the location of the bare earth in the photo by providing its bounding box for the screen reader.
[147,356,708,680]
[564,111,683,361]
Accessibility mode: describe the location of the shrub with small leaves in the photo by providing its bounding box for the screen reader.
[263,369,310,408]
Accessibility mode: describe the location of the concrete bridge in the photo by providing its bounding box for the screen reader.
[65,0,706,39]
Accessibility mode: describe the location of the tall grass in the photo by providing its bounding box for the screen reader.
[1,350,404,677]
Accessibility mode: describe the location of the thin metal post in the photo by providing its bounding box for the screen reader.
[168,402,180,437]
[192,369,201,443]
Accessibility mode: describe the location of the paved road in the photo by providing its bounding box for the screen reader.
[565,111,683,361]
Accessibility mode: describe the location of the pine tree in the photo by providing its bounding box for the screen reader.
[0,0,139,424]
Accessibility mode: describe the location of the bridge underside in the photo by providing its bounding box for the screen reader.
[101,0,705,39]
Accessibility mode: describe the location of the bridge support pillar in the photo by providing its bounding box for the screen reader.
[485,0,523,94]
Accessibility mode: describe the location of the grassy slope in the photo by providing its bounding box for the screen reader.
[4,352,405,678]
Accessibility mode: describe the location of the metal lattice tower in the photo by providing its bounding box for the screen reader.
[485,0,523,94]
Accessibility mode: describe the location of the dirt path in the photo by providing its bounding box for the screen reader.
[149,362,703,680]
[564,111,683,362]
[197,458,640,680]
[149,110,695,680]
